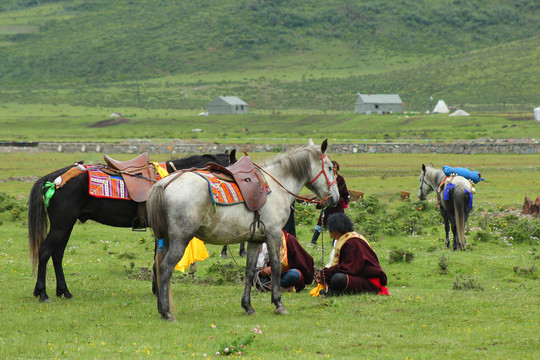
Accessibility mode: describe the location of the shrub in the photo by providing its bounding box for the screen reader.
[438,255,449,272]
[0,192,26,222]
[452,274,484,291]
[388,248,415,263]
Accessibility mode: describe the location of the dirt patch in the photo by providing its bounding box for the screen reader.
[506,116,532,121]
[0,175,39,183]
[89,118,131,128]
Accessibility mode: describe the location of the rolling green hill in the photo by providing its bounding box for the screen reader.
[0,0,539,112]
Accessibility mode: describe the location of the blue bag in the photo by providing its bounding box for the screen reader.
[443,166,485,184]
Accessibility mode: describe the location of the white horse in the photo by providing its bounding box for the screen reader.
[418,163,473,250]
[147,140,339,321]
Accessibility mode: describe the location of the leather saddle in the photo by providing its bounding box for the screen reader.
[207,155,267,211]
[103,152,156,203]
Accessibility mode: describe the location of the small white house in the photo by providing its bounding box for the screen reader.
[354,94,403,114]
[206,96,248,115]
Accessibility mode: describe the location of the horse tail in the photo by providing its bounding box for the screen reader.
[148,182,175,313]
[147,181,168,240]
[147,181,166,293]
[453,187,467,250]
[28,175,50,272]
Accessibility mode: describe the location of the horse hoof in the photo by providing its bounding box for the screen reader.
[40,297,51,303]
[244,309,257,316]
[162,312,176,322]
[220,253,228,259]
[274,307,289,315]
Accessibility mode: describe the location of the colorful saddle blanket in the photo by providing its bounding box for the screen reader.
[193,170,271,206]
[87,163,168,200]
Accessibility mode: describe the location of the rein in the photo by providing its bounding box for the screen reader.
[251,150,334,206]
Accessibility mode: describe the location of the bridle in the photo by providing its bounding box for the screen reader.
[419,170,427,193]
[253,151,335,206]
[308,152,337,189]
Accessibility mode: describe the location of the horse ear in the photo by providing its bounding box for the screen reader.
[430,162,434,167]
[422,164,426,172]
[229,149,237,164]
[321,139,328,154]
[307,138,315,146]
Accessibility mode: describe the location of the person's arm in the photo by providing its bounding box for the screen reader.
[338,175,350,205]
[322,240,366,283]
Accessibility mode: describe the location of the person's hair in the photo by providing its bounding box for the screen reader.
[331,160,339,171]
[327,213,354,234]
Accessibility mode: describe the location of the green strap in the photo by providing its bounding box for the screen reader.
[43,181,56,207]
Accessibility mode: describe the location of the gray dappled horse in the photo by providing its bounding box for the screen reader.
[418,163,473,250]
[147,140,339,321]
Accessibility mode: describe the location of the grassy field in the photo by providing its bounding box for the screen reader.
[0,151,538,359]
[1,103,539,144]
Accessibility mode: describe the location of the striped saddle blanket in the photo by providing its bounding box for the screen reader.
[87,163,168,200]
[193,170,271,206]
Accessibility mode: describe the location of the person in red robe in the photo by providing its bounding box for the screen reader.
[255,230,314,292]
[316,213,389,296]
[309,161,350,245]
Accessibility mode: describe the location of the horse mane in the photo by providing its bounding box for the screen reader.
[262,145,319,182]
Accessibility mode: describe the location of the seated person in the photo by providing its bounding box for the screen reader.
[255,230,314,292]
[315,213,389,296]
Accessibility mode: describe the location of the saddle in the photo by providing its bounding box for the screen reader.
[103,152,156,203]
[207,155,267,211]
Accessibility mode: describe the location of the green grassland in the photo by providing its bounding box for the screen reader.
[1,103,539,143]
[0,151,538,359]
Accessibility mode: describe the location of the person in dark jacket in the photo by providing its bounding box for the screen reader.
[255,230,314,292]
[309,160,350,245]
[316,213,388,296]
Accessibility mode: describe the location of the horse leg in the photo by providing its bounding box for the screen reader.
[220,245,228,259]
[33,241,54,302]
[266,235,288,315]
[440,208,451,248]
[33,223,72,302]
[241,242,259,315]
[156,238,188,322]
[239,242,246,257]
[152,241,158,296]
[52,233,74,299]
[450,219,459,251]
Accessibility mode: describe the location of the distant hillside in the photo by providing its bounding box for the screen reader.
[0,0,539,111]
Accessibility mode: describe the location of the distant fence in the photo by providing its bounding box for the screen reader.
[1,140,538,154]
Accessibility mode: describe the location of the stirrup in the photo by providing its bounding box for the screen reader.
[131,216,147,232]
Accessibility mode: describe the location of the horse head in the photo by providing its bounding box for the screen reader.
[418,163,434,200]
[305,139,340,208]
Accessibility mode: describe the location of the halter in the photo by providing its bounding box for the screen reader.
[253,150,335,206]
[308,152,337,189]
[419,170,427,193]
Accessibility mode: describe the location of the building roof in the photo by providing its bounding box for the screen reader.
[210,96,247,106]
[356,94,402,104]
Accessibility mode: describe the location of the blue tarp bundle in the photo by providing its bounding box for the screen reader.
[443,166,485,184]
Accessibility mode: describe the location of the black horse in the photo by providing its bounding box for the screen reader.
[28,150,236,302]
